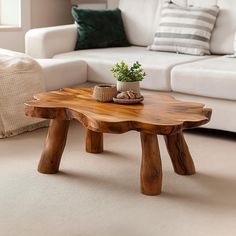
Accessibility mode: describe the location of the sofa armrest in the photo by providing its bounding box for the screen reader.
[25,24,77,59]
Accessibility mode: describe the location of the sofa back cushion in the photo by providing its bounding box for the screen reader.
[119,0,160,46]
[188,0,236,54]
[234,32,236,54]
[119,0,187,47]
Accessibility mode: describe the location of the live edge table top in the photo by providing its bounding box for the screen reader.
[25,87,212,196]
[25,87,211,135]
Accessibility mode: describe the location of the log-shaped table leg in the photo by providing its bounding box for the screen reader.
[164,132,195,175]
[38,119,70,174]
[86,129,103,153]
[140,132,162,195]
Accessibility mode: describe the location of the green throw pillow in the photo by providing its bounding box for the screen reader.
[71,7,130,50]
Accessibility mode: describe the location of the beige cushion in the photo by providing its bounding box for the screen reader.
[188,0,236,54]
[0,49,46,138]
[171,56,236,100]
[54,46,209,91]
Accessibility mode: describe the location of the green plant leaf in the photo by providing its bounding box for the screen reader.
[111,61,146,82]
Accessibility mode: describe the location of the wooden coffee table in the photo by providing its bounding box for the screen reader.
[25,88,212,195]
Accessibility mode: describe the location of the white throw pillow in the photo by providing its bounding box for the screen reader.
[148,1,219,55]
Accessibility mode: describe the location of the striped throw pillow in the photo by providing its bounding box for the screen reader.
[148,1,219,56]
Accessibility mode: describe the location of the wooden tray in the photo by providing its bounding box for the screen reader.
[113,96,144,104]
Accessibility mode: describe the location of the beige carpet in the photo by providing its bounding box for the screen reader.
[0,121,236,236]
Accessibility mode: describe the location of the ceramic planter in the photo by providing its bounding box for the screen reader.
[116,81,141,96]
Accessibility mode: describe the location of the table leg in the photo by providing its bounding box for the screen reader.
[86,129,103,153]
[164,132,195,175]
[140,132,162,195]
[38,119,70,174]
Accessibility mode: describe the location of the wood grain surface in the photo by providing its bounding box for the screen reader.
[25,88,212,135]
[140,132,162,195]
[38,119,70,174]
[25,87,212,195]
[164,132,196,175]
[86,129,103,153]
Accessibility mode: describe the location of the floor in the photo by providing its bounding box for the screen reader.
[0,121,236,236]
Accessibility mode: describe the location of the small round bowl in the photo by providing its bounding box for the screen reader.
[93,84,117,102]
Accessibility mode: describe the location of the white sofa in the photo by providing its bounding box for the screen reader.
[25,0,236,133]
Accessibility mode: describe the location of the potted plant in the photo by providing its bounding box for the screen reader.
[111,61,146,96]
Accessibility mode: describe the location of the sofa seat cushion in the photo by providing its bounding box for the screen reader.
[171,56,236,100]
[38,59,87,91]
[53,46,208,91]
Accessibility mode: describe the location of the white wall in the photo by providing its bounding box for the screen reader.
[31,0,73,28]
[107,0,119,8]
[0,0,31,52]
[71,0,119,8]
[0,0,119,52]
[0,0,73,52]
[0,0,20,26]
[71,0,106,4]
